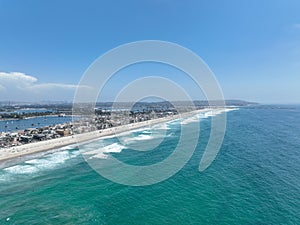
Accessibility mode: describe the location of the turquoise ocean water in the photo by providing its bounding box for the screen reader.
[0,106,299,224]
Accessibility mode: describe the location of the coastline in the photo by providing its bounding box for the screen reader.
[0,109,210,164]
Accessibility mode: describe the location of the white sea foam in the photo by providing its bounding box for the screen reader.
[83,142,126,159]
[224,107,239,112]
[90,152,108,159]
[102,143,125,153]
[4,164,39,174]
[141,130,152,134]
[204,108,239,117]
[2,149,81,176]
[59,145,77,150]
[181,116,200,125]
[152,123,170,130]
[124,134,154,142]
[120,123,170,136]
[179,108,239,125]
[26,150,75,168]
[79,140,103,153]
[204,111,218,117]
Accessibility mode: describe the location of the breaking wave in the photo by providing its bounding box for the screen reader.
[83,142,126,159]
[1,148,80,178]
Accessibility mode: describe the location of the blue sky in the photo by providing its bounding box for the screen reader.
[0,0,300,103]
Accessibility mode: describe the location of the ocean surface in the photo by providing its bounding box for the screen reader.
[0,106,299,224]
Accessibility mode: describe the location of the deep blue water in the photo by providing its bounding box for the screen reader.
[0,106,299,224]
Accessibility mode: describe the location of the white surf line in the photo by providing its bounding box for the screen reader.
[0,108,229,162]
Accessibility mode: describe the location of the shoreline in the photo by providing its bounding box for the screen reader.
[0,109,210,164]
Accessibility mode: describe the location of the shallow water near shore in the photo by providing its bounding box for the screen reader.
[0,106,300,224]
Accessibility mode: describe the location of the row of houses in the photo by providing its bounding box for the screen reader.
[0,110,177,148]
[0,123,73,148]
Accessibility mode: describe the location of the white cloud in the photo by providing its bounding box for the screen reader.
[0,72,88,102]
[0,72,37,88]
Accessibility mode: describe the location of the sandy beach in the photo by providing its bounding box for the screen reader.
[0,109,211,163]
